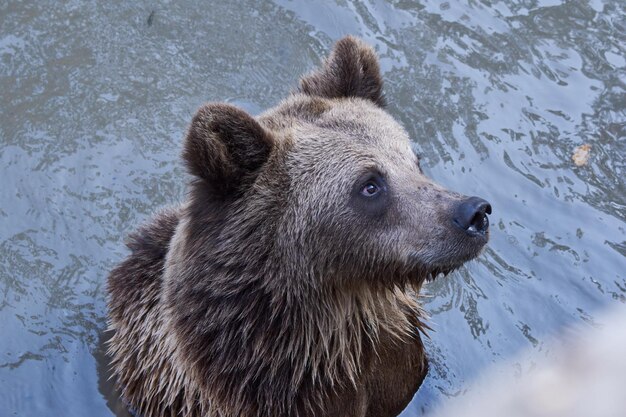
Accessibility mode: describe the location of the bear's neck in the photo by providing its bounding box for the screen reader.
[164,199,426,415]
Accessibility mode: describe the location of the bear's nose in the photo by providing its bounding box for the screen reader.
[453,197,492,236]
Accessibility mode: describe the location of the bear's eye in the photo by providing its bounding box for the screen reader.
[351,172,389,218]
[354,174,386,199]
[361,182,380,197]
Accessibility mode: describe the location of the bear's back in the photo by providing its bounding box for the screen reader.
[108,208,203,417]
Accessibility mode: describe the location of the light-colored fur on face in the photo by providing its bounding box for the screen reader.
[260,95,479,289]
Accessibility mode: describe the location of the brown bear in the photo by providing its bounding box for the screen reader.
[107,36,491,417]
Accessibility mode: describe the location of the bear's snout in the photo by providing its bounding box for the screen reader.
[452,196,492,237]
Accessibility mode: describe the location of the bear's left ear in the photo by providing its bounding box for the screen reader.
[299,36,385,107]
[183,103,274,194]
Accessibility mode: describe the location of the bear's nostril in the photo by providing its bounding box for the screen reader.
[469,211,489,233]
[453,197,492,236]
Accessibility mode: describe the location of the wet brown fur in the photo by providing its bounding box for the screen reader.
[108,36,485,417]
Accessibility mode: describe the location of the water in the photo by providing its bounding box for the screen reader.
[0,0,624,416]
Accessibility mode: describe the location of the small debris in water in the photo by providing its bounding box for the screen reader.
[572,144,591,167]
[147,10,155,27]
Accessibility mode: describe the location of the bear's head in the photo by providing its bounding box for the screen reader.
[179,36,491,296]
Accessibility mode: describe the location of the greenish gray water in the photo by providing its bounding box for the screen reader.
[0,1,624,416]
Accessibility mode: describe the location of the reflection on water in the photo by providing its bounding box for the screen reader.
[0,0,624,416]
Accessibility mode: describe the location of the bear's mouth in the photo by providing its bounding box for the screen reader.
[423,266,456,283]
[405,228,489,286]
[401,263,457,287]
[405,252,477,286]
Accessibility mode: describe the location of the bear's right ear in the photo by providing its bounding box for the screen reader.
[299,36,385,107]
[183,103,274,194]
